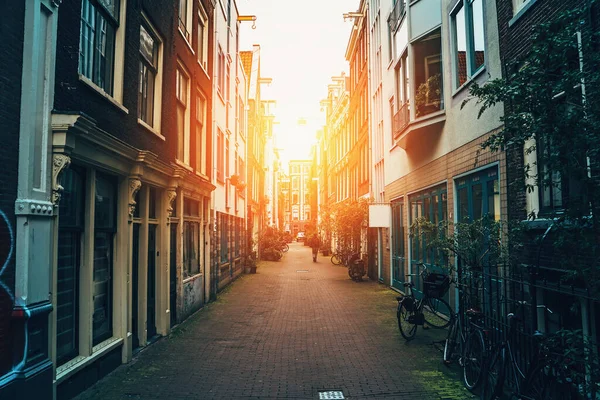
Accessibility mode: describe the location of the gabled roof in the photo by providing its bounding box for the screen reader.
[240,51,253,82]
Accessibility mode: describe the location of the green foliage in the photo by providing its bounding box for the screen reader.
[409,216,513,274]
[331,199,369,253]
[463,2,600,297]
[258,226,284,261]
[415,73,442,117]
[543,329,600,396]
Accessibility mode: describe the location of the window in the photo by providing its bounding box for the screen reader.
[195,91,207,175]
[217,46,225,97]
[451,0,485,88]
[197,6,208,68]
[456,167,500,222]
[220,213,228,262]
[183,199,200,277]
[537,135,585,215]
[178,0,191,42]
[238,97,245,138]
[92,173,117,345]
[512,0,532,15]
[176,67,190,164]
[292,193,298,204]
[56,167,85,366]
[79,0,120,94]
[138,22,161,127]
[217,129,224,182]
[409,185,448,282]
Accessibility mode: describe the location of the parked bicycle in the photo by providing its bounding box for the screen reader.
[396,263,453,340]
[480,301,570,400]
[279,241,289,253]
[444,305,488,391]
[443,276,488,392]
[330,248,352,266]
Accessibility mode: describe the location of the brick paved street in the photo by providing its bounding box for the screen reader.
[75,243,474,400]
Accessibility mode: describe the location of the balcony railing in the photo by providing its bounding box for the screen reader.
[393,102,410,137]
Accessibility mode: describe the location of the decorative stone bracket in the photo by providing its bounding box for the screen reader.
[128,178,142,217]
[167,188,177,218]
[52,154,71,207]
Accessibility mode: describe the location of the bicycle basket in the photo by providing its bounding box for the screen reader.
[402,297,415,312]
[423,272,450,298]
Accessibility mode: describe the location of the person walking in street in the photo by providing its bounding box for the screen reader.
[309,235,320,262]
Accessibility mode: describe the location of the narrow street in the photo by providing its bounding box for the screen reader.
[75,243,471,400]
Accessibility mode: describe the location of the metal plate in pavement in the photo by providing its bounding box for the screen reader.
[318,391,345,399]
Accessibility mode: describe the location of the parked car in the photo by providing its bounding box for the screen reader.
[296,232,305,242]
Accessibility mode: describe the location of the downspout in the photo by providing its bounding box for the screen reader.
[210,4,219,301]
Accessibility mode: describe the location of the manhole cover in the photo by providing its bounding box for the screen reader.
[318,391,345,399]
[296,270,309,273]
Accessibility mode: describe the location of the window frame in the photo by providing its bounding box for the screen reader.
[176,64,191,165]
[178,0,192,43]
[92,172,118,346]
[79,0,121,96]
[138,15,163,131]
[450,0,486,90]
[195,89,207,175]
[197,3,208,70]
[56,166,86,366]
[217,128,224,183]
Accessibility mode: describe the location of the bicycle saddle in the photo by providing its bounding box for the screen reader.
[404,282,415,288]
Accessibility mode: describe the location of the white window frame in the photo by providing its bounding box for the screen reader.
[178,0,192,43]
[195,89,207,176]
[197,2,208,71]
[450,0,486,90]
[78,0,127,105]
[138,13,163,136]
[176,63,191,165]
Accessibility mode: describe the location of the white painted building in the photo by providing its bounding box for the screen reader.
[212,0,247,290]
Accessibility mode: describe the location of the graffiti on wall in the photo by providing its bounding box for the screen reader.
[0,209,14,302]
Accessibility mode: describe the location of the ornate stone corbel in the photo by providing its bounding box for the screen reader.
[52,154,71,206]
[128,178,142,217]
[167,189,177,218]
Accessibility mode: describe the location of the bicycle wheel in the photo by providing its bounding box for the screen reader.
[397,300,418,340]
[443,319,459,365]
[331,254,342,265]
[463,329,486,391]
[481,347,505,400]
[521,365,549,400]
[282,243,289,253]
[423,297,453,328]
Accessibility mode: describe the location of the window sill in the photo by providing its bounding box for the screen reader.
[138,119,165,141]
[54,337,123,384]
[451,67,486,98]
[183,272,203,284]
[178,29,196,55]
[79,75,129,114]
[175,159,194,171]
[198,60,210,80]
[217,90,225,106]
[509,0,539,27]
[195,171,209,180]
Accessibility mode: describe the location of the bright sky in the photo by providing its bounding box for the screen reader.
[237,0,355,166]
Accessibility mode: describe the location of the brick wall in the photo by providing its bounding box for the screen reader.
[381,129,506,285]
[495,0,587,222]
[0,0,24,377]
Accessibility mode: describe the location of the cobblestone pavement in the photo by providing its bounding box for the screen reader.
[75,243,475,400]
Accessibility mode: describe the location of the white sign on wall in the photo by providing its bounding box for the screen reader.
[368,204,391,228]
